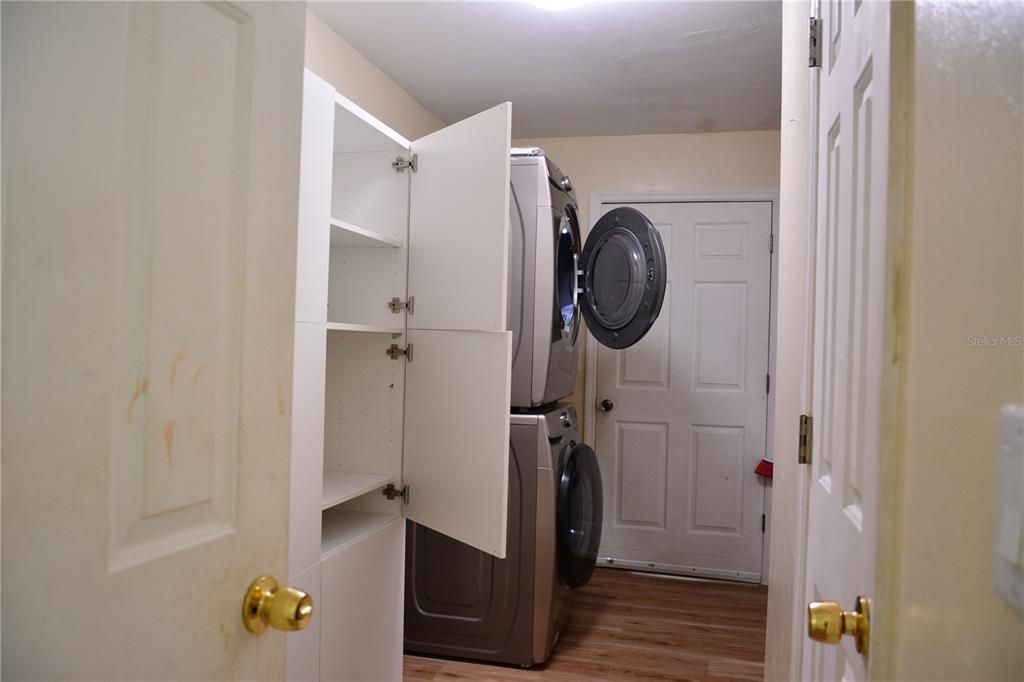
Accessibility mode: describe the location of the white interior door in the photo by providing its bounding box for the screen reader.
[403,329,512,558]
[800,0,891,678]
[408,103,511,332]
[594,201,773,581]
[2,2,305,677]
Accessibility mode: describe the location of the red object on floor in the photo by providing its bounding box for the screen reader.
[754,458,774,479]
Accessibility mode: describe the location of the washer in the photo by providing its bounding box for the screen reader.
[404,405,601,667]
[404,152,666,667]
[507,148,668,408]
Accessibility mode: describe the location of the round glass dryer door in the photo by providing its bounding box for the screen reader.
[578,207,666,349]
[557,443,603,589]
[554,206,581,346]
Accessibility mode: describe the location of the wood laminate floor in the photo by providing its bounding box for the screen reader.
[404,568,768,681]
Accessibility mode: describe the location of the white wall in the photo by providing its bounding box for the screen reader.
[304,10,442,141]
[887,2,1023,678]
[513,131,780,233]
[512,131,781,425]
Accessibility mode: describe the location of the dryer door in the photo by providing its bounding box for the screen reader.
[578,207,666,349]
[554,204,582,348]
[557,442,603,588]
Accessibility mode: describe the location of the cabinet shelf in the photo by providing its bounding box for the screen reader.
[330,219,402,249]
[322,471,394,511]
[333,92,410,154]
[321,509,398,560]
[326,322,404,334]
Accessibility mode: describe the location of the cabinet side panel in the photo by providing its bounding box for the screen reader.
[323,331,403,477]
[289,323,326,576]
[327,247,406,327]
[320,518,405,681]
[331,151,409,243]
[295,71,334,324]
[286,561,321,682]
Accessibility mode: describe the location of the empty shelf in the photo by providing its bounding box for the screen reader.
[326,322,404,334]
[333,93,410,154]
[321,510,397,559]
[322,471,394,511]
[330,219,402,248]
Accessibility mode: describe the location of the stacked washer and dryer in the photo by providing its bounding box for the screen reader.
[404,148,667,667]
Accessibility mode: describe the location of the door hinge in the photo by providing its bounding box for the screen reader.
[385,343,413,362]
[766,373,771,394]
[382,483,409,504]
[392,153,418,173]
[388,296,415,315]
[769,232,775,254]
[809,16,823,68]
[761,513,766,533]
[798,414,813,464]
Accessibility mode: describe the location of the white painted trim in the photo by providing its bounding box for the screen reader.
[787,22,821,672]
[584,189,781,583]
[333,90,411,151]
[764,3,816,679]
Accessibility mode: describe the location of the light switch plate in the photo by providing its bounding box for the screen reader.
[995,405,1024,614]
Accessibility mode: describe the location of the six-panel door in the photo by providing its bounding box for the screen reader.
[2,2,306,677]
[593,201,773,580]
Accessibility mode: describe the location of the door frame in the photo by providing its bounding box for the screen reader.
[584,189,780,582]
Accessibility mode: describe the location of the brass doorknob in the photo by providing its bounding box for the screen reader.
[600,399,614,412]
[808,596,870,655]
[242,576,313,634]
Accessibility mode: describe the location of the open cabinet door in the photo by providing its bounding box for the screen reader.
[403,330,512,557]
[408,103,511,332]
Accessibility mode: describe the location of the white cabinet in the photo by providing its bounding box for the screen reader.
[286,69,512,681]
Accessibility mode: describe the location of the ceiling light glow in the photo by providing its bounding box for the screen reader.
[530,0,588,11]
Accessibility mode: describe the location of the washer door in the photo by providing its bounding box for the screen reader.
[578,206,666,349]
[557,443,603,588]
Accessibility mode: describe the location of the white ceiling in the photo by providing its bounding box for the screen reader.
[310,1,782,138]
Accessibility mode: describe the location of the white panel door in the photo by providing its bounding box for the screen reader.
[408,103,511,332]
[403,329,512,558]
[594,202,773,581]
[2,2,305,678]
[801,0,890,678]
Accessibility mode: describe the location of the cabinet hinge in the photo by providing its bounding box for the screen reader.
[385,343,413,362]
[809,16,823,68]
[392,153,418,173]
[766,373,771,394]
[769,232,775,254]
[761,513,766,533]
[798,414,813,464]
[382,483,409,504]
[388,296,415,315]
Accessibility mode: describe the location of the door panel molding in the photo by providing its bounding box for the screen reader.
[109,1,254,571]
